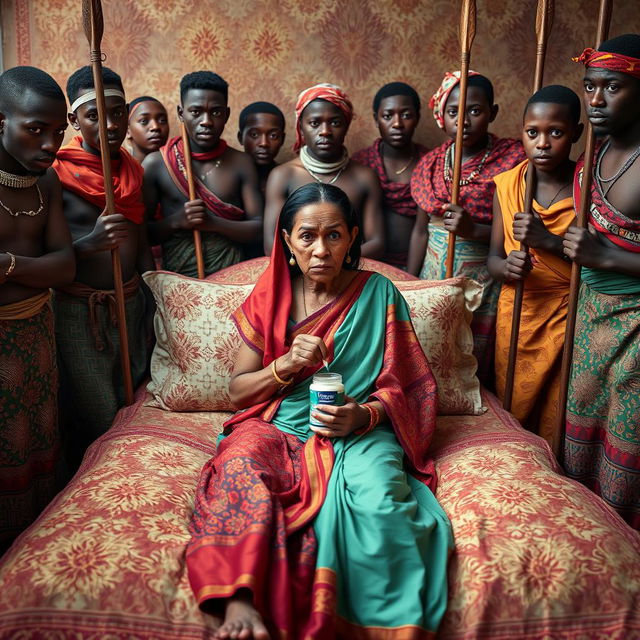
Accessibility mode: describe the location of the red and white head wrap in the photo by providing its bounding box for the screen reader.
[573,48,640,79]
[429,70,480,130]
[293,83,354,152]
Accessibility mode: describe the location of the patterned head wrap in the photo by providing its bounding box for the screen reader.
[573,48,640,79]
[293,83,354,152]
[429,70,480,130]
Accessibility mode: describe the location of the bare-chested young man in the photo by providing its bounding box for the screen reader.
[0,66,75,549]
[263,83,384,258]
[562,34,640,530]
[52,65,154,466]
[353,82,428,269]
[143,71,263,277]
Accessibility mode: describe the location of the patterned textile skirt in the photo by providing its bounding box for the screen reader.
[0,305,60,549]
[53,288,148,461]
[162,230,242,278]
[421,221,500,388]
[564,282,640,530]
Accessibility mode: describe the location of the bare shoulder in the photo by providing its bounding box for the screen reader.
[39,167,62,194]
[142,150,165,175]
[223,146,254,169]
[348,161,379,189]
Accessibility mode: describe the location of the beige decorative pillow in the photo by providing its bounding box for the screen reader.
[144,271,252,412]
[395,277,484,415]
[144,269,483,415]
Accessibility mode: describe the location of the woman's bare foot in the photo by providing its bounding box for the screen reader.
[215,591,270,640]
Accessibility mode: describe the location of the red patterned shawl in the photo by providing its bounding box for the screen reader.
[410,134,525,223]
[159,136,245,221]
[352,138,429,217]
[53,136,145,224]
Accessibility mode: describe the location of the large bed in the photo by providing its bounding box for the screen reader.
[0,259,638,639]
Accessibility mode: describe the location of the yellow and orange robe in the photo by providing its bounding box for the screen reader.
[494,160,574,443]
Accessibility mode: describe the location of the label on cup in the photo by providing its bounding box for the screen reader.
[310,389,344,426]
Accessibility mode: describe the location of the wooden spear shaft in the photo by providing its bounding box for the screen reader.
[502,0,554,412]
[82,0,134,405]
[445,0,477,279]
[552,0,613,461]
[180,121,205,279]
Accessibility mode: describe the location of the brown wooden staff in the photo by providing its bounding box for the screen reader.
[502,0,554,412]
[446,0,477,279]
[81,0,134,406]
[552,0,613,461]
[179,121,205,279]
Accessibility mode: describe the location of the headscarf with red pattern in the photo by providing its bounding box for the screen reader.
[429,70,480,130]
[293,83,354,152]
[573,48,640,79]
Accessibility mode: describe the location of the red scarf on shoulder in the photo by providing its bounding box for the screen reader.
[160,136,245,221]
[53,136,144,224]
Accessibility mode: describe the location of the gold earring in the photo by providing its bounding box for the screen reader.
[345,254,352,264]
[289,254,296,266]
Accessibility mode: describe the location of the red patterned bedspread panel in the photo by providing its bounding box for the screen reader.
[0,389,638,639]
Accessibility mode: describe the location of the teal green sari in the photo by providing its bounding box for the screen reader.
[189,273,452,639]
[272,274,453,636]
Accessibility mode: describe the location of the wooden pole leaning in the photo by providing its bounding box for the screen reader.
[180,121,205,279]
[445,0,477,279]
[502,0,554,412]
[552,0,613,461]
[81,0,134,406]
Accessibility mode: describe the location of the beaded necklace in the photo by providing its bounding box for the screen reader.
[444,138,493,186]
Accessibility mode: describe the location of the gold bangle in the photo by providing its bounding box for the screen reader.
[4,252,16,277]
[271,359,293,386]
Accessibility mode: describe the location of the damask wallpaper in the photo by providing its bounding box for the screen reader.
[2,0,639,158]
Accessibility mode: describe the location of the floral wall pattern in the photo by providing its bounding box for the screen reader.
[2,0,639,158]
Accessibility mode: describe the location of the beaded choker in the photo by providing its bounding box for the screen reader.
[444,138,493,186]
[0,168,39,189]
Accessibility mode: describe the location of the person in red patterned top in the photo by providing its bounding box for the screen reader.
[352,82,429,269]
[408,72,525,387]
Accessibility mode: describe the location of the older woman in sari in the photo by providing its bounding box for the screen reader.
[186,183,453,639]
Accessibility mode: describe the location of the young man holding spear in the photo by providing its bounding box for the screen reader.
[408,72,525,386]
[489,86,582,444]
[562,33,640,530]
[143,71,263,278]
[52,65,154,467]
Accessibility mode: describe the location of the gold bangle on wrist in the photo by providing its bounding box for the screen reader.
[271,359,293,386]
[4,252,16,277]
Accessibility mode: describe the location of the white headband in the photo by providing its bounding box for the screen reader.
[70,89,126,113]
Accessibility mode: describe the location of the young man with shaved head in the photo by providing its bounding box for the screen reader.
[143,71,263,277]
[0,66,75,549]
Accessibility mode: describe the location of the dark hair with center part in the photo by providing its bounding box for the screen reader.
[524,85,581,124]
[373,82,421,113]
[0,66,65,115]
[278,183,362,271]
[180,71,228,104]
[66,65,124,106]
